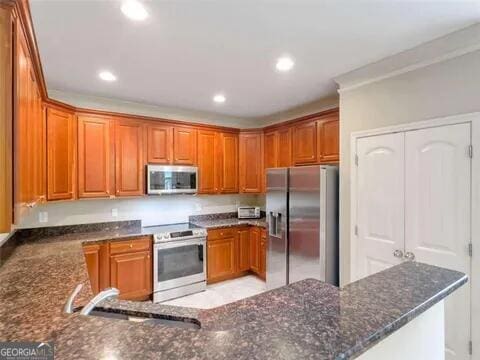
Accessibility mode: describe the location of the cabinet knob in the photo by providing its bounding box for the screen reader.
[404,252,415,261]
[129,244,133,248]
[393,249,403,258]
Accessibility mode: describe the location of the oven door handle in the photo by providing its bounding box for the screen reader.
[155,239,206,249]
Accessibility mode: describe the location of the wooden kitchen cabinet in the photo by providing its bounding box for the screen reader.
[77,115,114,198]
[115,119,144,196]
[237,227,250,272]
[146,123,173,164]
[207,236,236,284]
[197,130,217,194]
[173,126,197,165]
[110,249,152,301]
[249,227,261,274]
[83,244,101,294]
[46,107,76,201]
[264,131,278,169]
[260,228,267,280]
[83,237,152,300]
[217,132,238,193]
[292,120,317,165]
[277,127,292,167]
[318,117,339,162]
[239,132,263,193]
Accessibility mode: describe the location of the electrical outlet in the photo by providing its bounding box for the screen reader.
[39,211,48,223]
[111,208,118,217]
[195,204,202,211]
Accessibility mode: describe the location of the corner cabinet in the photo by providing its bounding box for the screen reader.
[239,132,263,193]
[77,115,114,198]
[115,119,144,197]
[46,107,76,201]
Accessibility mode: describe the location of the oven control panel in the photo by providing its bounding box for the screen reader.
[154,228,207,243]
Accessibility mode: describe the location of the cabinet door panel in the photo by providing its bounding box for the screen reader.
[249,227,260,273]
[218,133,238,193]
[115,119,144,196]
[237,228,250,272]
[260,229,267,279]
[239,133,263,193]
[197,130,217,194]
[110,250,152,300]
[293,121,317,165]
[264,131,278,169]
[173,127,197,165]
[147,124,173,164]
[46,108,75,200]
[207,237,236,283]
[320,118,339,162]
[83,244,100,294]
[78,116,113,198]
[277,127,292,167]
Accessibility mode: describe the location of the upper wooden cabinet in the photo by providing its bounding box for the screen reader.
[46,107,75,201]
[146,123,173,164]
[217,132,238,193]
[239,132,263,193]
[77,115,114,198]
[292,120,318,165]
[115,119,144,196]
[197,130,217,194]
[173,126,197,165]
[318,117,339,162]
[277,127,292,167]
[264,131,278,169]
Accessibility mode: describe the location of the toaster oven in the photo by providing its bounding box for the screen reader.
[237,206,261,219]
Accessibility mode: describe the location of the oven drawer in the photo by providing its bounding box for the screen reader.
[110,237,151,255]
[207,227,238,240]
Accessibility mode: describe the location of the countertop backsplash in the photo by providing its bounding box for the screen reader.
[16,194,263,229]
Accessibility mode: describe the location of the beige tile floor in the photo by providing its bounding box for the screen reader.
[162,275,267,309]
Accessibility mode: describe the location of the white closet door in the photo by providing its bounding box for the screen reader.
[355,133,405,280]
[405,123,471,360]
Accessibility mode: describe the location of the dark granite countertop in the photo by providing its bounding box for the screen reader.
[0,222,466,359]
[189,212,267,229]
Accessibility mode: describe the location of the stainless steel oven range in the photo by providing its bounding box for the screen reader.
[152,223,207,303]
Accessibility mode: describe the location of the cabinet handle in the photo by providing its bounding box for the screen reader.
[129,244,133,248]
[404,252,415,261]
[393,249,403,258]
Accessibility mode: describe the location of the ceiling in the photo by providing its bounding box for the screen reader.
[30,0,480,119]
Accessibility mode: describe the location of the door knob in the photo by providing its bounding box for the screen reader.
[404,252,415,261]
[393,249,403,258]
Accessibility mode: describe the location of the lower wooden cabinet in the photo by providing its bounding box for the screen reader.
[259,229,267,280]
[110,250,152,301]
[207,226,266,283]
[82,244,101,294]
[207,237,236,283]
[237,227,250,272]
[82,237,152,301]
[249,227,260,273]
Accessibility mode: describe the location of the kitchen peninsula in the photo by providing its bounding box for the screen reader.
[0,221,466,359]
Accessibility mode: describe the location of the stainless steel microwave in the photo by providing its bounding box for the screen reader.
[147,165,198,195]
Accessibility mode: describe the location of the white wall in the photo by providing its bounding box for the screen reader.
[338,49,480,286]
[17,194,260,229]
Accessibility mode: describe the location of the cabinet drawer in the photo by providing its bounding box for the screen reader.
[208,227,237,240]
[109,237,151,255]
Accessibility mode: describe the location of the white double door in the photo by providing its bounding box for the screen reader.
[355,122,471,360]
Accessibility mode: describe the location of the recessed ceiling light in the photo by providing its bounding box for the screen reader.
[121,0,148,21]
[98,71,117,82]
[213,94,226,103]
[276,56,294,72]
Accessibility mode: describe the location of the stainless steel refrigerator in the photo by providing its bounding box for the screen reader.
[266,165,338,290]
